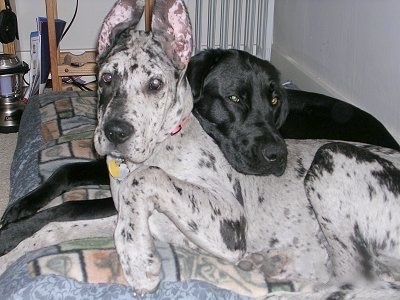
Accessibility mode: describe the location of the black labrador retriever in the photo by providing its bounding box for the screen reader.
[1,49,398,254]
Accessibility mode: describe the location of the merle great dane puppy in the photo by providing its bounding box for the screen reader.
[84,0,400,296]
[1,0,400,298]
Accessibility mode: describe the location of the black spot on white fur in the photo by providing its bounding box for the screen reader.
[220,217,246,251]
[188,221,198,233]
[317,143,400,196]
[172,183,183,195]
[295,157,307,178]
[269,238,279,247]
[326,290,346,300]
[233,179,244,207]
[351,223,374,279]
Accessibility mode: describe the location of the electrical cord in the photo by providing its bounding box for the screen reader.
[61,0,95,91]
[27,0,96,91]
[61,0,78,41]
[62,76,93,91]
[23,73,29,86]
[66,76,93,91]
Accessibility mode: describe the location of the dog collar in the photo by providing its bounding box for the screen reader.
[108,157,129,180]
[170,115,190,135]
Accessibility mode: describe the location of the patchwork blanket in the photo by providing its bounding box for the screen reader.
[1,91,317,299]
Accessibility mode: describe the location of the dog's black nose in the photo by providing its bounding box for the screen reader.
[261,144,286,163]
[104,119,134,145]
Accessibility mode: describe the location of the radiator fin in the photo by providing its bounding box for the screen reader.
[190,0,274,60]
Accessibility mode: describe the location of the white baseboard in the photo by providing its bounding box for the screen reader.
[270,45,348,102]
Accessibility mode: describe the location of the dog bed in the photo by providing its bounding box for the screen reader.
[1,91,321,299]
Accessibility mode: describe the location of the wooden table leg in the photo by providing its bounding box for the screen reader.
[145,0,155,32]
[45,0,62,91]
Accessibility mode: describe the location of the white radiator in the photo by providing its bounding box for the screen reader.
[186,0,275,60]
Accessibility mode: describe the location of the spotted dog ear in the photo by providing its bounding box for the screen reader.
[97,0,145,59]
[186,49,226,103]
[152,0,193,70]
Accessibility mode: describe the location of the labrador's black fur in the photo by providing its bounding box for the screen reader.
[188,49,399,150]
[188,49,290,175]
[283,89,400,149]
[1,49,398,254]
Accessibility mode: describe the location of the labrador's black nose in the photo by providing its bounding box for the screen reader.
[261,143,287,176]
[104,119,134,145]
[261,144,286,163]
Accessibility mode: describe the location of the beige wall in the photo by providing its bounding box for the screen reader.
[10,0,115,63]
[272,0,400,141]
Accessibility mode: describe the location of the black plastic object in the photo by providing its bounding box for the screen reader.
[0,0,18,44]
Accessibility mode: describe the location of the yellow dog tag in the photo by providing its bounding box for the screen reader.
[108,158,129,180]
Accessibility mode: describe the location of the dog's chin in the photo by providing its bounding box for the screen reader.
[232,161,287,177]
[96,137,154,165]
[220,144,287,177]
[227,150,287,176]
[107,151,148,165]
[108,151,125,160]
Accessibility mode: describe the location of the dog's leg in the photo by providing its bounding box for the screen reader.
[114,166,246,294]
[1,159,109,226]
[305,142,400,282]
[0,197,116,256]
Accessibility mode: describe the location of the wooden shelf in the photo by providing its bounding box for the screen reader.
[45,0,97,91]
[45,0,155,91]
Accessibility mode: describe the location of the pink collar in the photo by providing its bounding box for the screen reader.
[170,115,191,135]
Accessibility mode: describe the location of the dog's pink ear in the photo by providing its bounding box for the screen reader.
[152,0,193,69]
[97,0,145,56]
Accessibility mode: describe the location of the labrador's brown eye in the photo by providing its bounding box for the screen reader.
[101,72,113,83]
[271,97,279,106]
[149,77,163,90]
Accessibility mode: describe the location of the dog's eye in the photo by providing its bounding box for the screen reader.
[149,78,163,90]
[271,97,279,106]
[228,95,240,103]
[101,73,113,84]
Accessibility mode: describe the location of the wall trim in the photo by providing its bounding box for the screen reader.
[271,45,349,102]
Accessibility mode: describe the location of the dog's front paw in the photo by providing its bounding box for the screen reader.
[120,250,162,295]
[238,249,295,281]
[134,267,161,296]
[136,254,162,295]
